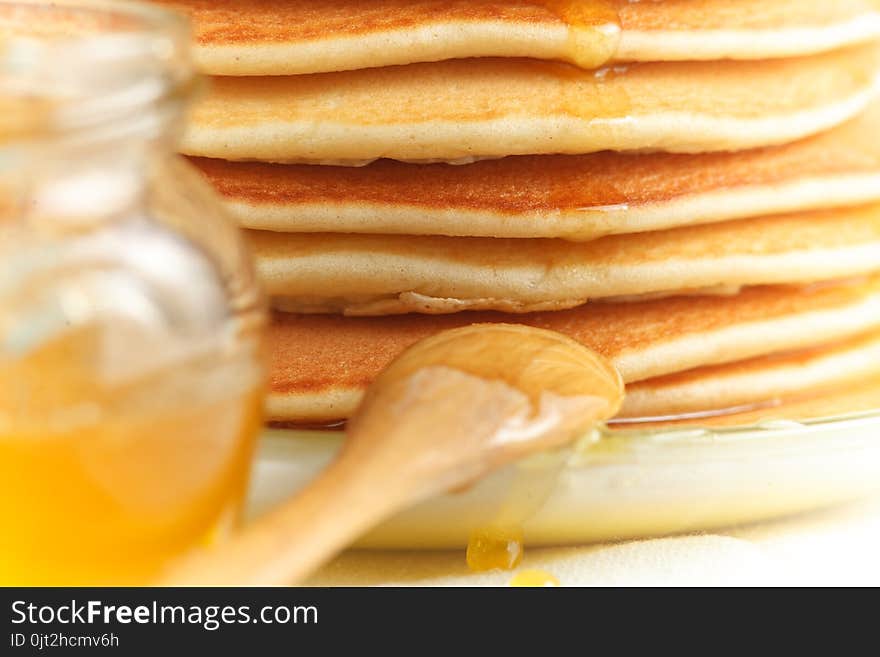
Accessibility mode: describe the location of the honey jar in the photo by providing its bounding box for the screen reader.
[0,0,265,585]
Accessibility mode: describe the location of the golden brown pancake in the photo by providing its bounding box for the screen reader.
[250,204,880,315]
[624,375,880,429]
[266,277,880,422]
[620,330,880,420]
[192,102,880,240]
[182,44,880,163]
[153,0,880,75]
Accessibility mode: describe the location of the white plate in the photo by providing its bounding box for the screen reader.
[245,410,880,548]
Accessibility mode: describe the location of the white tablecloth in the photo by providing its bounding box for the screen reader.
[305,496,880,586]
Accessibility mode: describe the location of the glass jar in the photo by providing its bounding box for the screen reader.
[0,0,265,585]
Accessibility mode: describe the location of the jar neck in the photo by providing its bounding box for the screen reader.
[1,91,189,230]
[5,138,170,231]
[0,0,196,227]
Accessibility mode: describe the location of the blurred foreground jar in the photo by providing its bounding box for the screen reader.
[0,0,265,585]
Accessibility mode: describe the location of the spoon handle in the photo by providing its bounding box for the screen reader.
[161,323,622,586]
[162,453,408,586]
[163,370,522,586]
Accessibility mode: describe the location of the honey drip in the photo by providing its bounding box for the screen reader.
[510,570,561,587]
[467,450,569,573]
[532,0,623,70]
[343,323,622,578]
[467,527,524,572]
[521,2,631,121]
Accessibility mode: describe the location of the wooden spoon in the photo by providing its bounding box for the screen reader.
[164,323,624,585]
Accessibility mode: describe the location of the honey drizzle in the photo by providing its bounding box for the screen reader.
[466,449,568,573]
[532,0,623,70]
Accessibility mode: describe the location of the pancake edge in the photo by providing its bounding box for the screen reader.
[222,172,880,240]
[266,287,880,422]
[620,331,880,418]
[192,15,880,75]
[257,241,880,314]
[183,86,878,162]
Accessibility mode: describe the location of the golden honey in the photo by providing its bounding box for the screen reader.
[0,0,267,587]
[466,447,578,574]
[467,527,524,572]
[533,0,622,69]
[0,328,263,586]
[509,570,561,587]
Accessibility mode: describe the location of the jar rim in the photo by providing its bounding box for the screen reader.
[0,0,188,37]
[0,0,194,141]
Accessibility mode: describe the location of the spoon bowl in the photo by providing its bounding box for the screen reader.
[165,323,624,585]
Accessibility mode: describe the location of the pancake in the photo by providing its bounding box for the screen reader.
[620,330,880,420]
[182,44,880,163]
[266,277,880,422]
[624,374,880,429]
[192,102,880,240]
[250,204,880,315]
[154,0,880,75]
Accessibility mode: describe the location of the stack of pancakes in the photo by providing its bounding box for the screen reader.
[160,0,880,426]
